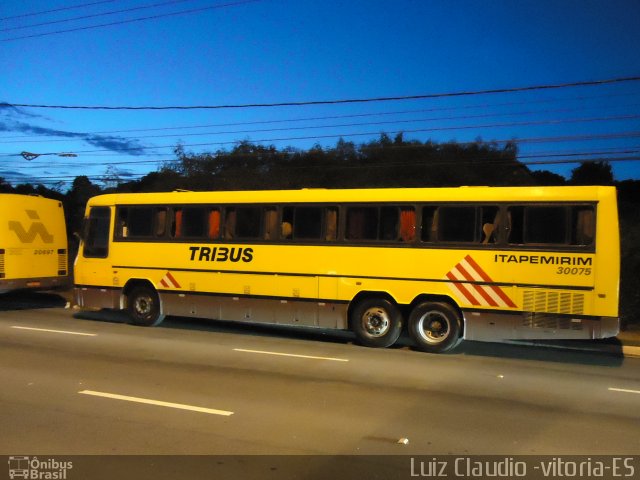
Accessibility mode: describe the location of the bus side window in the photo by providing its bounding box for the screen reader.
[224,208,236,240]
[480,206,499,244]
[325,207,338,241]
[264,208,278,240]
[235,207,262,239]
[116,207,128,238]
[155,208,167,237]
[420,206,437,242]
[438,206,476,243]
[184,207,208,238]
[172,208,183,239]
[346,207,378,241]
[83,207,111,258]
[379,207,399,241]
[525,206,567,244]
[506,207,524,244]
[399,207,416,242]
[572,206,595,246]
[208,209,221,239]
[293,207,323,240]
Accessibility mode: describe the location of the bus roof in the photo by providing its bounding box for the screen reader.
[86,185,617,206]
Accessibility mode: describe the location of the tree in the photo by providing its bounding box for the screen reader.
[569,161,614,185]
[530,169,567,186]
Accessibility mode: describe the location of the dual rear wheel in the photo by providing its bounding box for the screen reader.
[350,298,462,353]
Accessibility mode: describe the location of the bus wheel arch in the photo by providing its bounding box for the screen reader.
[408,297,463,353]
[348,292,403,348]
[123,279,165,327]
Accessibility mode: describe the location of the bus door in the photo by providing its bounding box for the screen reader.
[75,206,116,308]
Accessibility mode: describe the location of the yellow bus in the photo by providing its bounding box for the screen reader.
[1,194,69,293]
[74,186,619,353]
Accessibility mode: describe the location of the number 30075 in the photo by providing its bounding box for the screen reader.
[556,267,592,275]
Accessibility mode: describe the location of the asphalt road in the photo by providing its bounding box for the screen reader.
[1,292,639,458]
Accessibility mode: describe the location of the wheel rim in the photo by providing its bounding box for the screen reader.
[416,310,450,344]
[134,294,153,318]
[361,307,391,337]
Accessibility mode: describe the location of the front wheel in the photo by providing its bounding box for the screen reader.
[128,285,165,326]
[350,298,403,348]
[408,302,462,353]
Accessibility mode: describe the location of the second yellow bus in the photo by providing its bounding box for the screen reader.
[74,186,620,353]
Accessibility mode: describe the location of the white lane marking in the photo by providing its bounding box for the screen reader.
[608,387,640,395]
[233,348,349,362]
[78,390,234,416]
[11,326,96,337]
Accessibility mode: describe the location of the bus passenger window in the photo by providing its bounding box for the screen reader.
[171,208,183,238]
[116,208,128,238]
[224,209,236,240]
[264,208,278,240]
[127,207,154,237]
[379,207,399,241]
[399,208,416,242]
[420,206,437,242]
[83,207,111,258]
[438,206,476,243]
[346,207,378,240]
[293,207,323,240]
[181,207,207,238]
[506,207,524,244]
[480,206,499,244]
[325,208,338,241]
[235,207,262,239]
[155,208,167,237]
[525,206,567,244]
[571,206,595,246]
[208,209,221,239]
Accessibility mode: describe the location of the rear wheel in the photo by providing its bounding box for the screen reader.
[408,301,462,353]
[350,298,403,348]
[128,285,165,326]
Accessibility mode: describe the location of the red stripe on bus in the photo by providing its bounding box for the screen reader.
[464,255,517,308]
[456,263,499,307]
[165,271,181,288]
[446,272,480,306]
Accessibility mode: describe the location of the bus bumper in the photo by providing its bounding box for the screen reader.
[462,310,620,341]
[0,276,69,294]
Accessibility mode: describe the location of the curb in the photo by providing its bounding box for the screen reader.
[505,340,640,358]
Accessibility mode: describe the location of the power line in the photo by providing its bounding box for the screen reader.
[5,102,640,144]
[0,1,117,21]
[0,0,196,33]
[1,0,264,42]
[3,130,640,158]
[3,155,639,185]
[6,75,640,109]
[11,147,640,171]
[8,112,640,145]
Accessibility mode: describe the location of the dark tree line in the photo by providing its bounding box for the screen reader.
[1,136,638,326]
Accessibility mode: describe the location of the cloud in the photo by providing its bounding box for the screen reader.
[0,102,48,120]
[0,103,146,155]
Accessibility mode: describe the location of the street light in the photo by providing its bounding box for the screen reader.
[21,151,78,161]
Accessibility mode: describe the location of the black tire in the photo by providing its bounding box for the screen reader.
[350,298,403,348]
[128,285,165,326]
[408,301,462,353]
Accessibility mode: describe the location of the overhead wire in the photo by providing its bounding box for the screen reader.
[5,89,639,142]
[4,105,640,145]
[6,75,640,109]
[2,75,639,186]
[0,1,117,21]
[1,0,265,42]
[0,0,197,33]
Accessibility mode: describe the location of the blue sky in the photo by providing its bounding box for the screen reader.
[1,0,639,190]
